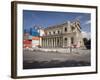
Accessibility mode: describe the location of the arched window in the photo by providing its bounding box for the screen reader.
[65,38,67,41]
[53,31,55,34]
[71,37,74,44]
[64,38,67,46]
[71,26,75,31]
[49,32,51,35]
[58,30,60,34]
[65,27,67,32]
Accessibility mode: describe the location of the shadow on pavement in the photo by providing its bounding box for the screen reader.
[23,60,90,69]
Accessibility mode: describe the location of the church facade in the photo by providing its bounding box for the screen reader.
[41,20,84,48]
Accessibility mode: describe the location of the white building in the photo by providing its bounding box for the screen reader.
[41,20,84,48]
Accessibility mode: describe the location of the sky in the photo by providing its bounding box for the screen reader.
[23,10,91,38]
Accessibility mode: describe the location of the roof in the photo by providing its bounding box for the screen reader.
[44,20,81,30]
[44,22,68,30]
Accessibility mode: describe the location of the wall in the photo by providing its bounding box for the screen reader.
[0,0,100,80]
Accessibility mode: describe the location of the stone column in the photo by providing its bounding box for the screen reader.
[56,37,58,47]
[55,37,56,47]
[58,37,60,47]
[59,37,60,47]
[52,38,54,48]
[47,38,49,48]
[59,37,61,47]
[48,38,49,48]
[43,39,45,47]
[62,37,65,48]
[56,37,57,47]
[44,39,46,47]
[61,37,63,47]
[54,38,56,48]
[42,38,44,47]
[49,38,51,48]
[54,38,55,48]
[50,38,52,48]
[52,38,53,48]
[57,37,59,47]
[53,38,54,48]
[47,38,48,48]
[45,39,46,48]
[46,38,47,48]
[53,38,55,48]
[68,37,71,47]
[57,37,58,47]
[56,37,57,48]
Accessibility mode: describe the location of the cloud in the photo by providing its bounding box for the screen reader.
[81,31,91,39]
[82,20,91,26]
[75,16,83,20]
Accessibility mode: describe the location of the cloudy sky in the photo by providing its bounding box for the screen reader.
[23,10,91,39]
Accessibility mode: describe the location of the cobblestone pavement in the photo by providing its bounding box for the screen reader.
[23,48,90,69]
[23,48,90,63]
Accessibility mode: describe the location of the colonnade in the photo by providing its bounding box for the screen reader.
[42,37,63,48]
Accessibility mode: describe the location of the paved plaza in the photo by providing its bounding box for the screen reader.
[23,48,91,69]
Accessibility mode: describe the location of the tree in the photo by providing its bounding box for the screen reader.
[83,38,91,49]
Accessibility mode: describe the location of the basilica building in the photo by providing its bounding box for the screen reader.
[41,20,84,48]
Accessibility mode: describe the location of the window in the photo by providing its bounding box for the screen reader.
[64,38,67,46]
[71,37,74,44]
[65,27,67,32]
[53,31,55,34]
[49,32,51,35]
[58,30,60,34]
[71,26,75,31]
[65,38,67,41]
